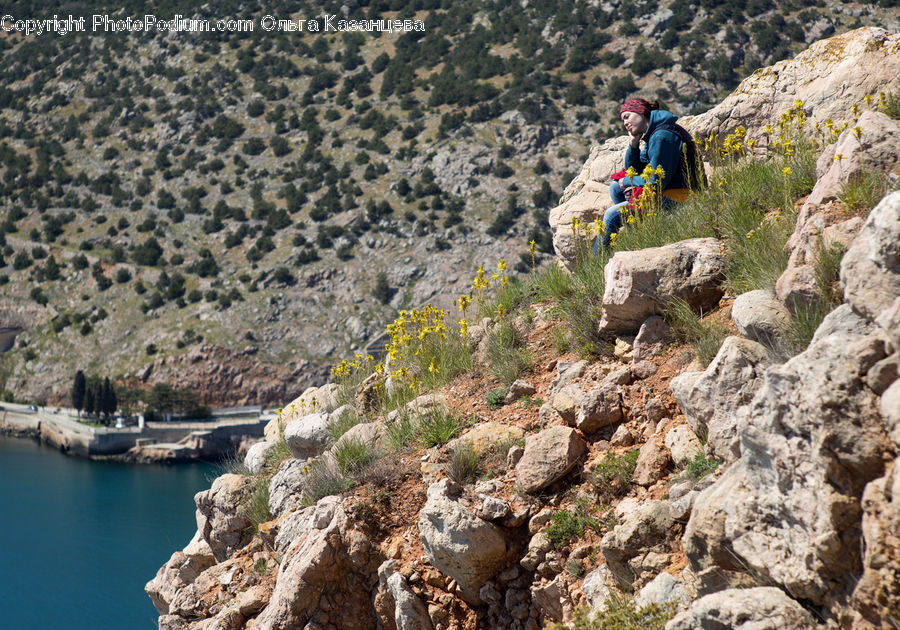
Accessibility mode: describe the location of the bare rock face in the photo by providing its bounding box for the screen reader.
[146,531,217,615]
[852,457,900,627]
[244,440,274,474]
[515,426,587,493]
[683,27,900,146]
[249,499,379,629]
[666,587,814,630]
[417,479,507,605]
[195,474,256,562]
[283,412,331,460]
[670,336,775,464]
[882,381,900,449]
[664,425,702,467]
[841,191,900,322]
[598,238,726,334]
[683,329,890,610]
[731,290,791,347]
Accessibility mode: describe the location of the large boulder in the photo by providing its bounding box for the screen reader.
[549,181,611,271]
[665,587,814,630]
[576,383,623,433]
[417,479,507,605]
[375,561,434,630]
[598,238,726,334]
[682,28,900,147]
[670,336,775,464]
[194,474,256,562]
[852,457,900,627]
[515,426,587,493]
[268,457,308,518]
[683,329,890,609]
[841,191,900,322]
[283,412,331,460]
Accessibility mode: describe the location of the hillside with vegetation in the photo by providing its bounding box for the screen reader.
[0,0,896,408]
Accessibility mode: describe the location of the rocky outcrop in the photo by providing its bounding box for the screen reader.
[598,238,726,334]
[417,479,508,604]
[284,412,331,460]
[684,327,890,610]
[852,457,900,627]
[195,474,257,562]
[601,500,679,588]
[666,587,814,630]
[683,27,900,146]
[670,336,775,464]
[841,191,900,322]
[730,290,791,347]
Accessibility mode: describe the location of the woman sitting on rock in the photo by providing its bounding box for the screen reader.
[597,98,703,250]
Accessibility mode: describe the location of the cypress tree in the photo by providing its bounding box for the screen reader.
[83,382,95,416]
[72,370,86,416]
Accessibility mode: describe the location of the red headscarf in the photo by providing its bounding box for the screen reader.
[620,98,653,118]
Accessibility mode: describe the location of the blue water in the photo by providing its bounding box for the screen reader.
[0,434,216,629]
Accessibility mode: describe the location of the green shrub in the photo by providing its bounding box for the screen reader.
[590,449,639,504]
[418,408,464,448]
[487,320,532,384]
[486,388,507,409]
[687,452,719,479]
[447,442,481,486]
[548,596,676,630]
[242,476,272,532]
[333,437,376,475]
[545,501,599,550]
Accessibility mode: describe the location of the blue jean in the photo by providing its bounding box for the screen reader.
[594,193,678,252]
[609,175,646,204]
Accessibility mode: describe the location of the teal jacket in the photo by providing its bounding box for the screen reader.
[624,110,686,190]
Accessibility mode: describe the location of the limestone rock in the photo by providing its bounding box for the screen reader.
[684,331,889,607]
[516,426,587,493]
[417,479,507,605]
[635,572,691,611]
[664,425,702,467]
[632,439,671,487]
[852,457,900,627]
[244,440,274,474]
[520,531,552,572]
[250,499,378,629]
[505,379,536,403]
[633,316,672,360]
[665,587,814,630]
[601,500,677,588]
[598,238,726,334]
[882,380,900,449]
[146,531,217,615]
[580,564,613,613]
[446,422,524,456]
[551,384,582,425]
[576,383,623,433]
[683,28,900,148]
[670,336,774,464]
[268,457,308,518]
[549,180,612,271]
[774,263,820,313]
[194,474,256,562]
[283,412,330,460]
[731,290,791,346]
[841,191,900,322]
[531,575,575,623]
[377,560,434,630]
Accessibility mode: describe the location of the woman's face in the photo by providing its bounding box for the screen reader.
[621,110,649,137]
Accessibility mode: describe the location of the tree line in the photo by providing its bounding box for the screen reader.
[70,370,210,423]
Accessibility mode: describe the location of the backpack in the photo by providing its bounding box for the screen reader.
[655,122,707,192]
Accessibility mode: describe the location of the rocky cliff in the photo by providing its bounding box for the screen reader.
[147,28,900,630]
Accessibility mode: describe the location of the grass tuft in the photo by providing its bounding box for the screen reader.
[589,449,639,504]
[447,442,481,486]
[663,297,729,367]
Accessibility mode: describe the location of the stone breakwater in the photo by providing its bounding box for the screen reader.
[0,405,266,463]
